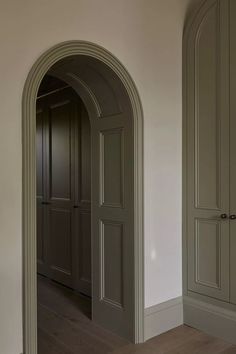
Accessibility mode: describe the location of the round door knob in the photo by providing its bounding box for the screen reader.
[220,213,228,219]
[230,214,236,220]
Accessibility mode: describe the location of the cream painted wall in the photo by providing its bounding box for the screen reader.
[0,0,199,352]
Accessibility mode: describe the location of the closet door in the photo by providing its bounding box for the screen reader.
[46,88,77,288]
[36,85,92,293]
[36,102,49,276]
[186,0,230,301]
[75,105,91,296]
[230,0,236,305]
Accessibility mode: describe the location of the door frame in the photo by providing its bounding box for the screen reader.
[22,41,144,354]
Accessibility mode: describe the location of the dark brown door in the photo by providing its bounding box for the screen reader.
[36,86,91,294]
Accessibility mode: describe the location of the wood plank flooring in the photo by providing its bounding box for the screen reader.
[37,276,236,354]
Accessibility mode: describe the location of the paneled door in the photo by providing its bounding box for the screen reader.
[91,107,134,340]
[36,101,49,276]
[36,86,91,293]
[46,89,77,288]
[186,0,230,301]
[230,0,236,305]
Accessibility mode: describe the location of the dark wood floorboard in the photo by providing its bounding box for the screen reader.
[37,276,236,354]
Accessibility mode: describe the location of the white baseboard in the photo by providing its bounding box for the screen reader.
[184,295,236,345]
[144,296,183,341]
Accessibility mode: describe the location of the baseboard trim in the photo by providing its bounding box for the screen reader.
[144,296,183,341]
[184,295,236,345]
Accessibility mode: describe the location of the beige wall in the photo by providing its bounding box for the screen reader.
[0,0,199,352]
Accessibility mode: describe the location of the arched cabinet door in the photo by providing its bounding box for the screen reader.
[185,0,230,301]
[229,0,236,305]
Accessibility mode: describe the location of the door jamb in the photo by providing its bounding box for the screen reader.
[22,40,144,354]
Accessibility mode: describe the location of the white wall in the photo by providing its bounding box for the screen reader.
[0,0,198,352]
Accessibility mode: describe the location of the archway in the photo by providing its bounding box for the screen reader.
[22,41,144,354]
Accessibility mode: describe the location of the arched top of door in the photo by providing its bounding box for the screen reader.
[183,0,220,43]
[23,40,143,126]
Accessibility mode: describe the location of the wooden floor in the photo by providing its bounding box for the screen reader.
[37,276,236,354]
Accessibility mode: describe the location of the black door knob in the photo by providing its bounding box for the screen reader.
[220,213,228,219]
[230,214,236,220]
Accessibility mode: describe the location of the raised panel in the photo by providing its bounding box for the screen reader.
[100,128,124,208]
[49,101,72,200]
[195,219,220,289]
[77,211,91,295]
[50,208,72,276]
[194,3,220,210]
[230,228,236,304]
[37,204,44,264]
[100,220,123,309]
[80,107,91,203]
[36,110,44,198]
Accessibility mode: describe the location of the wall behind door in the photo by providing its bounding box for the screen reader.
[0,0,200,353]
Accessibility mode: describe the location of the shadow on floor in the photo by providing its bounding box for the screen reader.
[37,275,236,354]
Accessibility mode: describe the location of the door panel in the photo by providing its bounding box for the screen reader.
[194,219,221,289]
[49,101,73,201]
[194,4,220,210]
[37,204,44,267]
[92,111,134,340]
[36,110,44,198]
[76,210,91,295]
[100,220,123,308]
[49,208,74,287]
[80,106,91,203]
[36,109,44,269]
[230,0,236,305]
[187,0,230,301]
[100,128,124,208]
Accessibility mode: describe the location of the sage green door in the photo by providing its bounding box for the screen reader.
[91,107,134,340]
[186,0,230,301]
[230,0,236,305]
[36,85,92,295]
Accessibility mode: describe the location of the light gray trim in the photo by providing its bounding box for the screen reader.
[144,297,183,341]
[184,295,236,345]
[22,41,144,354]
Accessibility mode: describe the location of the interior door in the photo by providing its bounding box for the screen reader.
[92,107,134,340]
[230,0,236,305]
[186,0,230,301]
[36,102,49,276]
[36,85,92,293]
[45,88,77,288]
[75,104,92,296]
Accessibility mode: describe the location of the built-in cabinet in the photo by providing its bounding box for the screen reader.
[36,85,91,296]
[185,0,236,307]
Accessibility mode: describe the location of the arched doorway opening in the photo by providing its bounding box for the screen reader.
[22,41,144,354]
